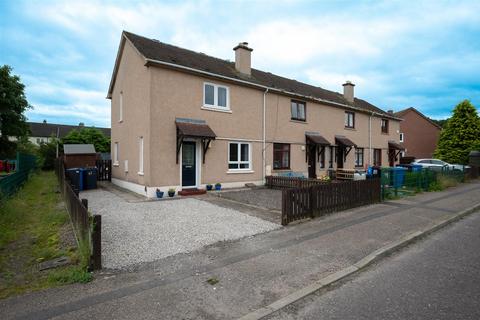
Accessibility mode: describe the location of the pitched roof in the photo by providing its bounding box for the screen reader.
[63,144,96,154]
[28,122,111,139]
[393,107,442,129]
[110,31,398,119]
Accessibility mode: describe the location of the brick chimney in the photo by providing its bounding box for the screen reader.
[342,81,355,103]
[233,42,253,76]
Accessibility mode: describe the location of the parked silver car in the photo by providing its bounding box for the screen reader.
[412,159,470,171]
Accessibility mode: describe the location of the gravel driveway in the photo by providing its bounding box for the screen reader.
[218,188,282,211]
[80,189,279,269]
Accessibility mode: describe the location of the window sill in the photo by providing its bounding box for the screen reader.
[201,106,232,113]
[272,168,291,172]
[227,170,254,174]
[118,120,123,123]
[138,172,144,176]
[381,132,389,135]
[344,127,356,131]
[113,162,119,167]
[290,119,307,124]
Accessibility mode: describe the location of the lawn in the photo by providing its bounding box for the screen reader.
[0,170,91,299]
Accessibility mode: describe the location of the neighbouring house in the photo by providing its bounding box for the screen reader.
[107,31,403,197]
[27,120,111,145]
[394,107,442,159]
[63,144,97,169]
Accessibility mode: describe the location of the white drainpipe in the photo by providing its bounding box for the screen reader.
[262,88,269,184]
[369,112,373,165]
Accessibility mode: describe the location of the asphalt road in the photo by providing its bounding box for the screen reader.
[268,211,480,320]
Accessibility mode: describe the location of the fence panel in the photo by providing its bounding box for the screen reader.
[54,158,102,269]
[0,153,37,198]
[266,175,328,189]
[281,179,381,225]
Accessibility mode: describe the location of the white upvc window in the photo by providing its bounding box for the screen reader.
[228,142,251,170]
[119,91,123,122]
[138,136,144,175]
[114,142,119,165]
[399,133,404,142]
[203,82,230,110]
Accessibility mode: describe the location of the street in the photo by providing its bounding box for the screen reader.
[268,211,480,320]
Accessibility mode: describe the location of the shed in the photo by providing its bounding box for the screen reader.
[63,144,97,169]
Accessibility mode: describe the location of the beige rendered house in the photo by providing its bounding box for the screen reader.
[107,31,403,197]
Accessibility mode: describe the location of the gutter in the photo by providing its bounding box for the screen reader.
[369,112,373,165]
[142,58,403,121]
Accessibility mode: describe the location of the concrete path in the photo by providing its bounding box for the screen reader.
[1,181,479,320]
[266,210,480,320]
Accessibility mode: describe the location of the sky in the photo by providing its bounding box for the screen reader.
[1,0,479,128]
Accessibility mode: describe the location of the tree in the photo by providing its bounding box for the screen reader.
[62,127,110,153]
[430,118,449,128]
[38,138,58,170]
[0,65,31,158]
[434,100,480,164]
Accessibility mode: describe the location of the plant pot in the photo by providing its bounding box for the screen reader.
[215,184,221,191]
[168,191,175,197]
[206,185,213,191]
[156,191,164,198]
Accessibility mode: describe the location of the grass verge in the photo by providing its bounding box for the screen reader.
[0,170,91,299]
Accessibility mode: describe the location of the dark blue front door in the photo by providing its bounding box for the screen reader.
[182,142,196,187]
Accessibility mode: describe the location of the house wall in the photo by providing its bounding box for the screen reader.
[111,43,401,194]
[399,110,441,159]
[110,39,151,192]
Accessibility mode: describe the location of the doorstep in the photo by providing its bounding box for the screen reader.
[178,188,207,196]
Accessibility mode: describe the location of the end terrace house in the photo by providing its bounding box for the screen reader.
[107,31,403,197]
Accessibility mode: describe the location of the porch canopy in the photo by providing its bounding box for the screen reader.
[305,132,331,162]
[335,135,357,161]
[176,118,216,163]
[388,141,405,150]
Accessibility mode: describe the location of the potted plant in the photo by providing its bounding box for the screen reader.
[215,183,222,191]
[168,188,176,197]
[156,188,164,198]
[206,184,213,191]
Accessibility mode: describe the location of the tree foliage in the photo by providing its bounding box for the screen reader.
[0,65,32,157]
[434,100,480,164]
[38,138,58,170]
[61,128,110,153]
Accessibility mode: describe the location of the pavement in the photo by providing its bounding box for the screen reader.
[1,180,479,320]
[266,208,480,320]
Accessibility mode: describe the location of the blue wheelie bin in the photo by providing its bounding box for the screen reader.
[391,167,407,188]
[66,168,84,191]
[83,167,98,190]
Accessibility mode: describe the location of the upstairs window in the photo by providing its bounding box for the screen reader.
[345,111,355,128]
[204,83,229,110]
[381,119,389,134]
[273,143,290,170]
[228,142,250,170]
[399,133,404,142]
[114,142,119,165]
[291,100,306,121]
[119,91,123,122]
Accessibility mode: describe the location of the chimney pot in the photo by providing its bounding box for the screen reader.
[233,42,253,76]
[43,119,47,124]
[79,122,85,127]
[342,81,355,103]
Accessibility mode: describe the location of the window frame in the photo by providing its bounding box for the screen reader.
[355,148,364,167]
[203,82,230,111]
[290,100,306,122]
[273,143,291,170]
[138,136,144,175]
[319,147,326,169]
[119,91,123,123]
[345,111,355,129]
[381,119,389,134]
[228,142,251,171]
[114,142,119,166]
[399,133,404,142]
[373,148,382,166]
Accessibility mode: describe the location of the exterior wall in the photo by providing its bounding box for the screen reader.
[399,110,441,159]
[110,39,151,192]
[111,45,402,195]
